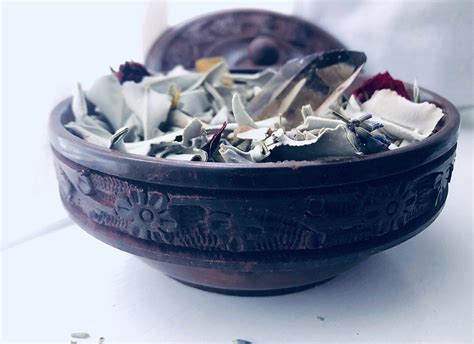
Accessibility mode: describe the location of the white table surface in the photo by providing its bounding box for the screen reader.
[1,2,473,343]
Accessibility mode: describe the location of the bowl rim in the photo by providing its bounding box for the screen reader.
[49,80,460,190]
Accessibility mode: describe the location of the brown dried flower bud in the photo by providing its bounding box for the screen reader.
[111,61,151,84]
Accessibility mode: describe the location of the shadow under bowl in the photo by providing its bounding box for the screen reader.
[49,81,460,296]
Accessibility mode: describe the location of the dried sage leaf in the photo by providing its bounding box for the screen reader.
[109,126,129,149]
[179,89,211,114]
[228,69,275,86]
[68,53,444,163]
[190,61,228,90]
[266,125,360,161]
[72,83,88,121]
[182,118,205,147]
[232,94,257,129]
[87,74,131,131]
[122,82,172,140]
[219,143,269,163]
[143,73,201,93]
[246,50,366,128]
[297,116,345,131]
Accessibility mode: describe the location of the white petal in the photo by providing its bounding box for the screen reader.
[361,89,444,140]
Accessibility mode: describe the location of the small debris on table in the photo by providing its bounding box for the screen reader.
[71,332,90,339]
[233,339,252,344]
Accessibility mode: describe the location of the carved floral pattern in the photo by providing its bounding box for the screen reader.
[115,190,172,240]
[55,153,455,253]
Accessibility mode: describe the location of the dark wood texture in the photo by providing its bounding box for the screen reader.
[49,81,460,295]
[145,9,346,72]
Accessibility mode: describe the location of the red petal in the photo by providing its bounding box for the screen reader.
[352,71,411,102]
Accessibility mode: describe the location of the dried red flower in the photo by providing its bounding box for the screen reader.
[204,121,227,157]
[352,71,411,102]
[111,61,151,84]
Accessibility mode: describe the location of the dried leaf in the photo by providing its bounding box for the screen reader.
[190,61,228,90]
[143,73,202,93]
[122,82,172,140]
[246,50,366,128]
[266,125,360,161]
[232,94,257,129]
[87,74,131,131]
[179,89,211,114]
[69,123,128,151]
[210,106,231,125]
[72,83,88,121]
[297,116,344,131]
[165,151,208,161]
[235,127,270,141]
[228,69,276,86]
[182,118,205,147]
[219,142,269,163]
[109,127,129,149]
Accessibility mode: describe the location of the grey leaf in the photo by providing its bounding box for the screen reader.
[72,83,88,121]
[122,82,172,140]
[86,74,131,131]
[232,93,257,129]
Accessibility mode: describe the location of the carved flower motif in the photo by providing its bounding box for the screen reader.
[115,190,175,237]
[360,181,415,236]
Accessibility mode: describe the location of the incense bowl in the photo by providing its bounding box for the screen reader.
[49,81,459,296]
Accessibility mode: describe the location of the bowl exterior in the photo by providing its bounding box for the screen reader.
[54,146,455,253]
[49,80,460,294]
[52,142,455,294]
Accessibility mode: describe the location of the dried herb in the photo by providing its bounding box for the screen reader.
[111,61,151,84]
[352,71,411,102]
[203,121,227,157]
[67,52,444,163]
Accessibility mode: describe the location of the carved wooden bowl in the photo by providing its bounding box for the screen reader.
[49,81,460,296]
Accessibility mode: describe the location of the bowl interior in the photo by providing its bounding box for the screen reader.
[50,78,460,190]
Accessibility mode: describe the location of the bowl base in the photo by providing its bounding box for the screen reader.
[138,257,362,297]
[169,276,335,296]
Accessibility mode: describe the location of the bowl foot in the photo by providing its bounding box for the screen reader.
[168,276,335,296]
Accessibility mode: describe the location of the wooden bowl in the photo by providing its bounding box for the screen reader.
[49,80,460,296]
